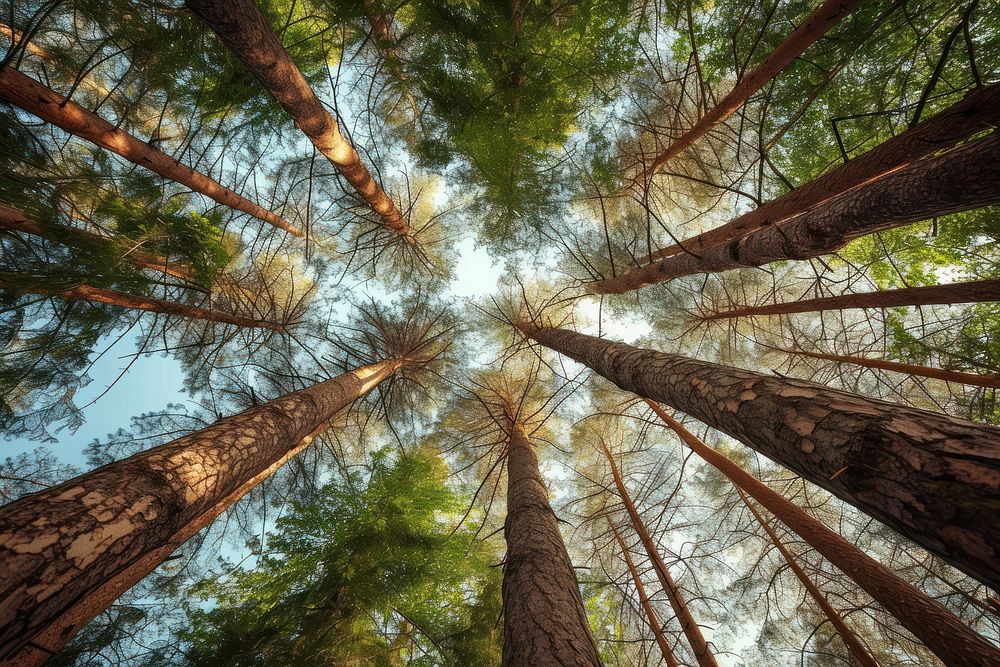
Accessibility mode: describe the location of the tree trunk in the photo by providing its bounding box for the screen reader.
[638,0,862,180]
[185,0,413,239]
[638,83,1000,263]
[610,522,679,667]
[600,440,718,667]
[735,489,879,667]
[0,204,197,282]
[502,421,601,666]
[645,400,998,667]
[0,270,286,332]
[770,345,1000,391]
[362,0,394,44]
[0,360,400,664]
[592,132,1000,293]
[516,323,1000,590]
[0,66,301,237]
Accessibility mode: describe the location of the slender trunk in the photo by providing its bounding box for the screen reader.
[0,66,301,237]
[0,270,286,331]
[645,400,998,667]
[0,204,197,282]
[503,421,601,666]
[638,83,1000,263]
[0,22,53,59]
[595,132,1000,293]
[771,345,1000,391]
[610,523,679,667]
[600,440,718,667]
[0,360,400,664]
[707,279,1000,320]
[185,0,413,239]
[736,489,879,667]
[516,323,1000,590]
[639,0,862,179]
[361,0,394,44]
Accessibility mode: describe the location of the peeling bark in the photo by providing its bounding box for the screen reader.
[646,400,999,667]
[600,440,717,667]
[0,360,400,664]
[0,270,286,332]
[593,132,1000,293]
[186,0,413,239]
[503,422,601,666]
[518,323,1000,591]
[0,66,301,237]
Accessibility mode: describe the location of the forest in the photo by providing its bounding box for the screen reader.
[0,0,998,664]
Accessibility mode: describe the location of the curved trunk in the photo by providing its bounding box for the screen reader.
[0,270,286,332]
[638,0,862,179]
[502,422,601,666]
[638,83,1000,263]
[592,132,1000,293]
[0,66,301,237]
[0,360,400,664]
[516,323,1000,591]
[186,0,413,239]
[610,523,679,667]
[706,279,1000,320]
[600,441,718,667]
[645,400,996,667]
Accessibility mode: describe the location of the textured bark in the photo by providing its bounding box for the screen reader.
[600,440,718,667]
[502,422,601,666]
[645,400,999,667]
[610,524,679,667]
[186,0,413,239]
[593,132,1000,293]
[639,0,862,179]
[362,0,394,44]
[638,83,1000,263]
[707,279,1000,320]
[518,323,1000,590]
[772,345,1000,391]
[0,270,286,332]
[0,360,399,664]
[0,204,197,282]
[0,66,301,237]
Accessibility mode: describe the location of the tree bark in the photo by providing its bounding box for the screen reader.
[707,279,1000,320]
[770,345,1000,391]
[638,83,1000,263]
[517,323,1000,590]
[592,132,1000,293]
[645,400,999,667]
[0,204,197,282]
[638,0,862,180]
[600,440,718,667]
[0,360,400,664]
[610,523,679,667]
[503,421,601,666]
[185,0,413,239]
[0,270,286,332]
[0,66,301,237]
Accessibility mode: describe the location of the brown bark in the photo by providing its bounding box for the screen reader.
[362,0,395,44]
[0,360,400,664]
[610,522,679,667]
[0,270,286,332]
[502,421,601,666]
[185,0,413,239]
[600,440,718,667]
[0,66,301,237]
[517,323,1000,591]
[707,279,1000,320]
[638,83,1000,264]
[771,345,1000,391]
[736,489,879,667]
[638,0,862,180]
[0,23,53,59]
[0,204,197,282]
[645,400,998,667]
[594,132,1000,293]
